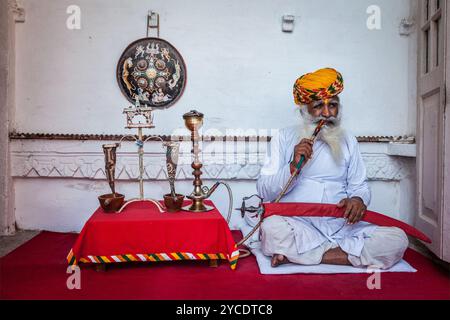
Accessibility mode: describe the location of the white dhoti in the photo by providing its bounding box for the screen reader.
[261,215,409,270]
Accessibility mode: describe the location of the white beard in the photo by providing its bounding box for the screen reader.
[299,107,345,163]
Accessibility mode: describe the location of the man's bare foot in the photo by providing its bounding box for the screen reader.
[271,254,289,267]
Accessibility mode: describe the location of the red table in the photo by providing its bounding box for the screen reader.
[67,200,239,269]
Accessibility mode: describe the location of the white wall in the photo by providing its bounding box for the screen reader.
[11,0,419,232]
[15,0,416,136]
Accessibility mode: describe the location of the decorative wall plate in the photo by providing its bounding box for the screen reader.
[117,37,187,108]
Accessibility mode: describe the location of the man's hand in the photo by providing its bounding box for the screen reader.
[337,197,367,225]
[290,139,314,174]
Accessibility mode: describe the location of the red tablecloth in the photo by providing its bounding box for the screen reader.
[67,200,239,269]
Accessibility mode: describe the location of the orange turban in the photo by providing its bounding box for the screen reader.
[293,68,344,105]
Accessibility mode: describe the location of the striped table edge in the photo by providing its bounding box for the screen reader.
[67,249,240,270]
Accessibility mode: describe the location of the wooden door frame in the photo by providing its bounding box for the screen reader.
[416,0,447,259]
[443,1,450,261]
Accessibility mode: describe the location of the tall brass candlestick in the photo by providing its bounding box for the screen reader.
[182,110,214,212]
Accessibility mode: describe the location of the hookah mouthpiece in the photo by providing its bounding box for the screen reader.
[312,119,327,140]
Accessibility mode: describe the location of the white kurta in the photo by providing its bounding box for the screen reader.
[256,125,377,258]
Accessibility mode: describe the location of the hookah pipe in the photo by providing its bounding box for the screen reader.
[236,119,327,249]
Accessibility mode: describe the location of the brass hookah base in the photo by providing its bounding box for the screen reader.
[183,195,214,213]
[183,199,214,213]
[182,162,214,213]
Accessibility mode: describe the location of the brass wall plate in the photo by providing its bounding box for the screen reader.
[117,37,187,109]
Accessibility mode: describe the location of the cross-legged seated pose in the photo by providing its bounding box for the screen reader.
[257,68,408,269]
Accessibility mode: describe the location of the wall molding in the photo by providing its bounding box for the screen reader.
[9,132,416,144]
[363,154,414,181]
[11,149,415,182]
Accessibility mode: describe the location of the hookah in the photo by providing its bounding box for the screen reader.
[181,110,234,223]
[236,119,327,248]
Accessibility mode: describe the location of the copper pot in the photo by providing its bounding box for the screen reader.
[98,193,125,213]
[163,194,185,213]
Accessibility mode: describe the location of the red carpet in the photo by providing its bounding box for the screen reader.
[1,231,449,300]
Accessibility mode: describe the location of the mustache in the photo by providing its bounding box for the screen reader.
[312,116,339,126]
[299,107,342,127]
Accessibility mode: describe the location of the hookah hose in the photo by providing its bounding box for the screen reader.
[206,181,234,225]
[236,120,327,250]
[220,182,234,225]
[207,181,255,259]
[206,181,257,259]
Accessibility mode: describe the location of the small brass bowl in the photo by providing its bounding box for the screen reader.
[163,194,185,213]
[98,193,125,213]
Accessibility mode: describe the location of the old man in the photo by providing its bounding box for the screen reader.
[257,68,408,269]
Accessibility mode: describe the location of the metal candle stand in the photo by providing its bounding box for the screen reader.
[114,100,166,213]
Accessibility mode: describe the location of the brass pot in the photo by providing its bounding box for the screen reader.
[163,194,185,213]
[98,193,125,213]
